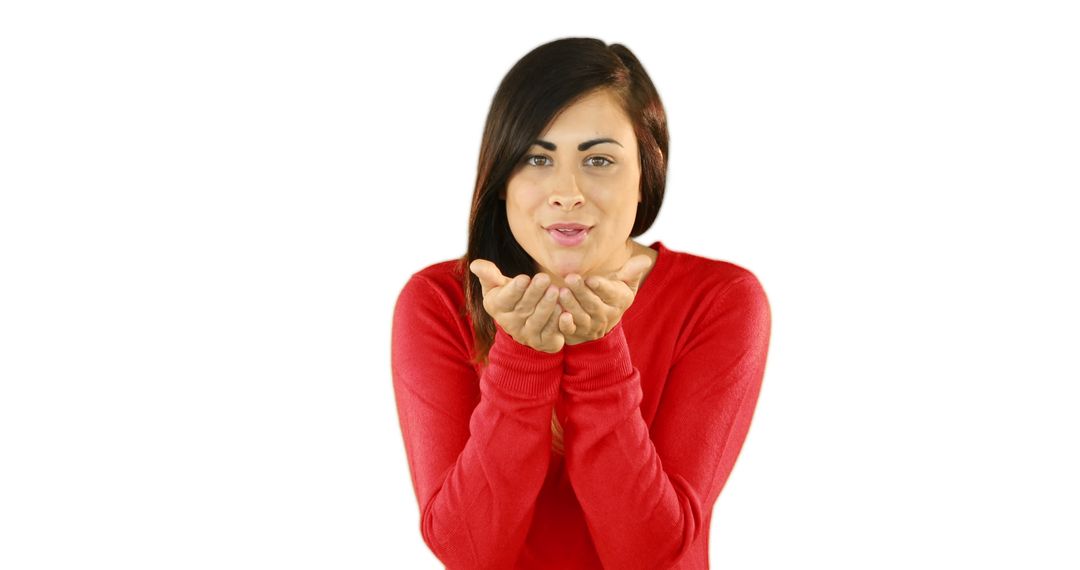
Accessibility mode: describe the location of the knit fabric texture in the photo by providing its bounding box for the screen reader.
[391,241,771,569]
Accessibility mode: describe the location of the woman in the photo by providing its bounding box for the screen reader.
[391,37,771,569]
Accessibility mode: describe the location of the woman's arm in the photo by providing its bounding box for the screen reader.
[560,275,771,569]
[391,275,562,569]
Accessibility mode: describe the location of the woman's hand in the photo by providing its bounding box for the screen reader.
[556,254,654,346]
[469,259,565,354]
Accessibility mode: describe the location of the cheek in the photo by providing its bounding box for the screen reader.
[508,188,547,215]
[504,193,543,232]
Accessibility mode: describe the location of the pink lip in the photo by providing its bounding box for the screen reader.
[545,222,591,231]
[547,227,589,246]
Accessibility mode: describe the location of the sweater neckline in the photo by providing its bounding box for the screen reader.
[622,240,672,325]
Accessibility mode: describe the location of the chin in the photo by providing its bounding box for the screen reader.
[545,253,588,275]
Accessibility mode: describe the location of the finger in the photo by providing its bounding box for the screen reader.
[469,259,509,297]
[541,298,561,341]
[564,273,605,313]
[468,259,492,294]
[493,273,532,312]
[558,307,577,336]
[523,284,559,337]
[508,272,550,315]
[615,254,654,292]
[581,276,627,308]
[557,285,591,331]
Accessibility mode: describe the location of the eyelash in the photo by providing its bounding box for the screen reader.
[523,155,615,168]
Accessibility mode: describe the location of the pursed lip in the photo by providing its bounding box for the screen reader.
[544,223,592,231]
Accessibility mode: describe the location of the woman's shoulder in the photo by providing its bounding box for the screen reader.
[392,257,475,365]
[656,245,770,340]
[395,256,469,318]
[407,256,466,291]
[660,243,765,295]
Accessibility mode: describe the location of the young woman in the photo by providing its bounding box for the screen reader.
[392,37,772,569]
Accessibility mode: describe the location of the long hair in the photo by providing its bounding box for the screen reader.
[457,37,670,454]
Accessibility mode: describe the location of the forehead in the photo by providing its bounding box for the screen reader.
[539,90,635,142]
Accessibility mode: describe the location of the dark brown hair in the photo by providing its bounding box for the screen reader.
[455,37,670,452]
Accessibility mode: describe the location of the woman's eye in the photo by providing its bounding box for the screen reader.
[524,155,613,167]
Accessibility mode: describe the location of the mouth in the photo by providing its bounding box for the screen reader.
[546,225,590,246]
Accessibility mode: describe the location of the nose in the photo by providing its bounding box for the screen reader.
[548,171,584,210]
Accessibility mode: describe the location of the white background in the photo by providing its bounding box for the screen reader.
[2,1,1078,568]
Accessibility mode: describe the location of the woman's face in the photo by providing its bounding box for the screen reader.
[502,89,641,282]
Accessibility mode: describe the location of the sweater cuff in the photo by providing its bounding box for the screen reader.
[562,320,635,391]
[486,323,563,398]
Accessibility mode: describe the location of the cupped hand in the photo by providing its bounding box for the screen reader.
[469,259,565,354]
[555,254,654,346]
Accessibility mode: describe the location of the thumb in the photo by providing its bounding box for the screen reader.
[469,258,507,296]
[616,254,654,292]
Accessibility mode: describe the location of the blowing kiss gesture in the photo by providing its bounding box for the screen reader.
[470,253,654,351]
[556,253,653,346]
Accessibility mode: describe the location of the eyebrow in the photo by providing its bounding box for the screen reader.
[531,138,623,151]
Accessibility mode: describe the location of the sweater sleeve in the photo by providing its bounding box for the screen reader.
[391,274,563,569]
[560,275,771,570]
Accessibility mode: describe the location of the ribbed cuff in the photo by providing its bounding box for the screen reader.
[562,320,635,391]
[485,323,563,398]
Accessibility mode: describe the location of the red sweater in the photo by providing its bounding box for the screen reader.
[392,241,771,569]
